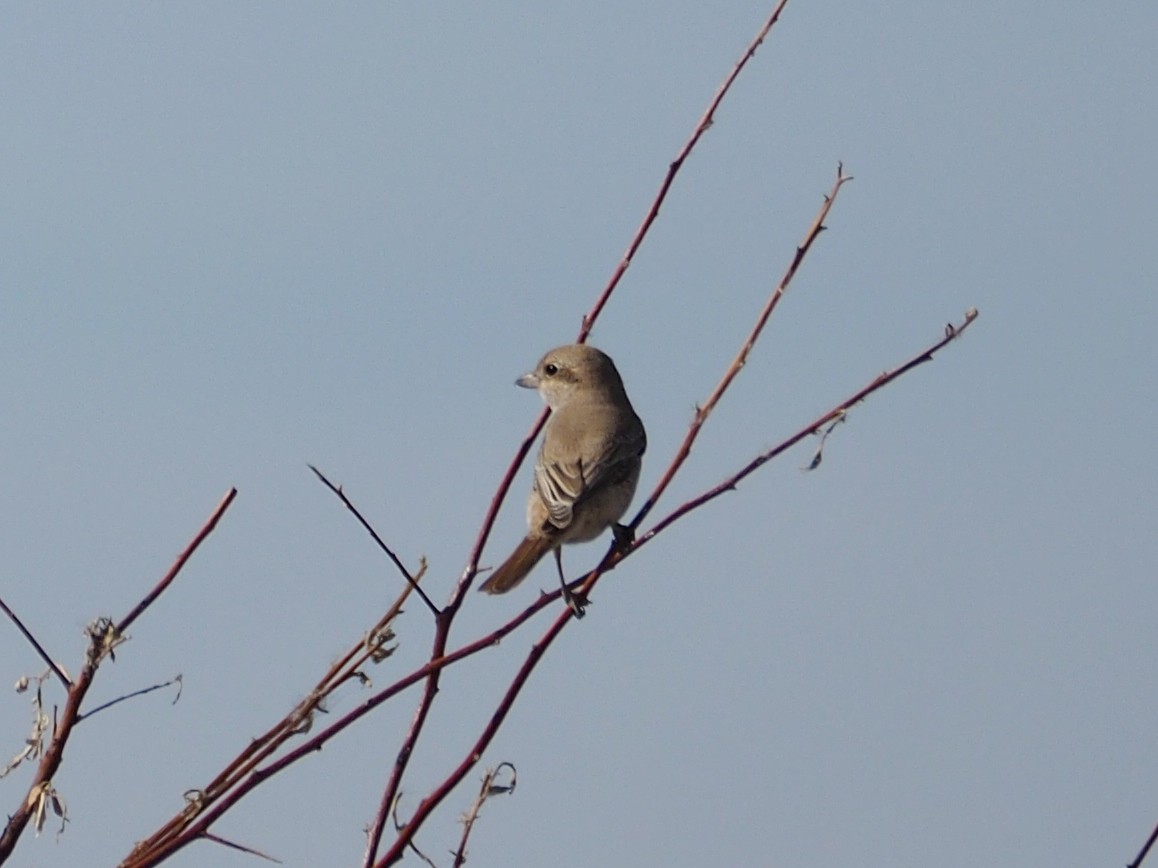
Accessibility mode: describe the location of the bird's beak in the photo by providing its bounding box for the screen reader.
[515,372,540,389]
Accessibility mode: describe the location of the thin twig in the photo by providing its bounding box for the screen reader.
[362,11,799,861]
[374,611,570,868]
[202,832,282,863]
[577,0,792,342]
[309,465,439,617]
[1129,817,1158,868]
[117,488,238,635]
[632,163,850,533]
[121,579,417,867]
[375,307,978,868]
[0,596,71,689]
[119,582,542,867]
[458,0,792,596]
[362,665,444,867]
[389,796,439,868]
[639,309,980,544]
[2,489,237,864]
[453,763,516,867]
[77,675,183,724]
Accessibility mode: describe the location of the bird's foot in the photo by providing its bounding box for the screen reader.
[611,522,635,551]
[561,582,589,619]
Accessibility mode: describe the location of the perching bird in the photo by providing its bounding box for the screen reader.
[479,344,646,613]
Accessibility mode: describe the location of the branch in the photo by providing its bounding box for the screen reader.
[1127,813,1158,867]
[640,309,980,544]
[452,763,516,867]
[458,0,793,597]
[1,488,237,864]
[0,596,71,689]
[374,614,569,868]
[76,675,183,724]
[201,833,282,863]
[632,163,851,533]
[360,8,800,864]
[577,0,792,342]
[309,464,439,617]
[121,568,419,867]
[375,306,978,867]
[118,488,238,636]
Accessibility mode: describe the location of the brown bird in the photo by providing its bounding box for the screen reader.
[480,344,646,613]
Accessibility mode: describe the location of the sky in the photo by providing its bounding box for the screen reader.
[1,2,1156,866]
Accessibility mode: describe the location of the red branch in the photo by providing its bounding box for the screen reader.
[0,597,71,689]
[118,488,238,636]
[577,0,792,343]
[360,5,796,864]
[110,3,982,866]
[1,488,237,864]
[370,300,977,866]
[632,164,850,536]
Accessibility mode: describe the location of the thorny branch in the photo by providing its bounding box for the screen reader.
[577,0,792,342]
[76,675,184,724]
[0,488,237,864]
[1130,820,1158,868]
[119,557,417,867]
[453,763,517,868]
[360,5,797,865]
[373,308,977,868]
[0,599,70,690]
[36,1,981,865]
[632,163,850,537]
[309,464,439,617]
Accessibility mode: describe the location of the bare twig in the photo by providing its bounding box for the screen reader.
[374,613,569,868]
[309,465,439,617]
[118,488,238,635]
[77,675,183,724]
[358,9,800,859]
[459,0,792,593]
[453,763,516,867]
[633,164,851,533]
[1127,813,1158,867]
[1,489,237,863]
[202,832,282,863]
[123,586,556,867]
[638,309,980,544]
[389,796,439,868]
[361,665,444,867]
[577,0,793,342]
[121,575,417,867]
[374,306,977,867]
[0,596,71,689]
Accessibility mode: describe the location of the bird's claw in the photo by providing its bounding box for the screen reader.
[611,522,635,550]
[562,584,589,619]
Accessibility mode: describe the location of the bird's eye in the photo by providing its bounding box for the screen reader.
[544,363,559,376]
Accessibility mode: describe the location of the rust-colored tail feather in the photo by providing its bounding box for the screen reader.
[479,535,554,594]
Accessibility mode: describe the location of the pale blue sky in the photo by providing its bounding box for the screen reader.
[2,2,1156,866]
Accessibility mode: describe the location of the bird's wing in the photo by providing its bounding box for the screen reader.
[534,414,645,531]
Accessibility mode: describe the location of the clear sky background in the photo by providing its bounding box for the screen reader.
[2,2,1156,866]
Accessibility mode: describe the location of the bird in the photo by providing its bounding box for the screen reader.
[479,344,646,614]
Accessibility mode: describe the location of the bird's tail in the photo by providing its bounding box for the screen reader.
[479,536,553,594]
